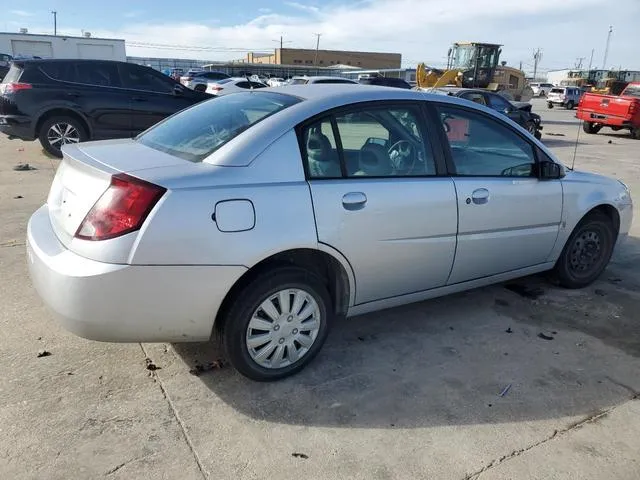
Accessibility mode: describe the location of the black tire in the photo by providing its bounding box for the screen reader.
[583,122,602,134]
[194,84,206,92]
[631,127,640,140]
[534,129,542,140]
[547,102,554,109]
[222,267,333,381]
[566,100,575,110]
[38,115,88,158]
[525,120,537,136]
[553,212,616,289]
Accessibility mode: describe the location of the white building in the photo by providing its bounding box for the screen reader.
[0,31,126,61]
[545,69,572,85]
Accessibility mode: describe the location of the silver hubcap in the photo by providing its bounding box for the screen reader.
[47,123,80,147]
[246,288,321,369]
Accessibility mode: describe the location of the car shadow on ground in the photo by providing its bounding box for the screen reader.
[172,236,640,428]
[540,137,583,148]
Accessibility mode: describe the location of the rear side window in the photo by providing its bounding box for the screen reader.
[1,64,23,83]
[137,92,300,162]
[550,88,564,94]
[74,63,120,87]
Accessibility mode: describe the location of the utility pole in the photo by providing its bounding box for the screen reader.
[519,60,522,71]
[313,33,322,66]
[602,25,613,69]
[587,48,595,71]
[51,10,57,36]
[272,35,292,50]
[532,48,543,80]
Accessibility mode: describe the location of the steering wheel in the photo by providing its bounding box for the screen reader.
[388,140,416,174]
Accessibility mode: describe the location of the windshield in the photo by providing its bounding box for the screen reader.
[137,92,300,162]
[451,45,499,70]
[623,84,640,97]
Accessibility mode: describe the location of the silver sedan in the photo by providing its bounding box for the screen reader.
[27,85,633,381]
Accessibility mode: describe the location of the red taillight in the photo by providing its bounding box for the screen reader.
[630,102,637,115]
[1,82,32,94]
[209,85,223,91]
[75,173,166,241]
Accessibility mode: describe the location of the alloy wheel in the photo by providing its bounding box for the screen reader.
[47,122,80,147]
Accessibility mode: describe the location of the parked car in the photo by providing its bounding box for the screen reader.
[205,77,267,96]
[359,76,412,89]
[432,87,542,139]
[547,86,583,109]
[26,85,632,381]
[289,76,359,85]
[530,82,554,97]
[180,71,230,91]
[0,59,210,157]
[576,81,640,139]
[267,77,287,87]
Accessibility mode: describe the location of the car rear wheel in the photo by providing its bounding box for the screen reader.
[222,267,332,381]
[525,120,537,136]
[631,127,640,140]
[194,84,206,92]
[38,116,87,158]
[583,122,602,134]
[553,211,616,288]
[547,102,554,109]
[566,101,575,110]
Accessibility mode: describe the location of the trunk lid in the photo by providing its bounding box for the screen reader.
[47,139,189,250]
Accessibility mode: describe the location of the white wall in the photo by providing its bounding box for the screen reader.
[0,33,126,61]
[546,69,571,85]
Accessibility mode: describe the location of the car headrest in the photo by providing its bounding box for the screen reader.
[307,132,332,162]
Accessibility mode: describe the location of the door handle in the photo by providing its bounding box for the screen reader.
[131,96,147,102]
[342,192,367,211]
[469,188,490,205]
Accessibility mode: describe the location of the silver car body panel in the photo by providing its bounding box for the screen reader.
[26,85,633,342]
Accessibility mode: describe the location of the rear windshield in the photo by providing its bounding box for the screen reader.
[550,88,564,93]
[137,91,300,162]
[623,84,640,98]
[289,78,308,85]
[1,64,22,83]
[215,78,234,85]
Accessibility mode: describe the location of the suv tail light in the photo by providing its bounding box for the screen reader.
[75,173,166,241]
[629,102,637,115]
[0,82,32,94]
[209,85,223,92]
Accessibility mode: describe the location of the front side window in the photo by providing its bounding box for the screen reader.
[121,64,173,93]
[74,62,120,87]
[301,104,436,178]
[486,93,511,111]
[137,92,300,162]
[437,105,536,177]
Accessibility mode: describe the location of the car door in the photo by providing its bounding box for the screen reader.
[434,103,563,284]
[40,61,132,139]
[118,63,196,134]
[301,102,458,305]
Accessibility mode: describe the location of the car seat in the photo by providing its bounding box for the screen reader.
[355,143,392,176]
[306,131,341,177]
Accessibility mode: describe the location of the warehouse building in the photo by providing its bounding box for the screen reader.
[240,48,402,69]
[0,31,126,61]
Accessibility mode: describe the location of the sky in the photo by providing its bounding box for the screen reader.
[4,0,640,74]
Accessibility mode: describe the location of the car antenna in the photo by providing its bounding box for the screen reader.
[570,119,582,171]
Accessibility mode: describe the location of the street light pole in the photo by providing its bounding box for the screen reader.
[602,26,613,70]
[51,11,57,36]
[313,33,322,66]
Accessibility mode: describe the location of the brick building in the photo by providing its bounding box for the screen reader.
[240,48,401,69]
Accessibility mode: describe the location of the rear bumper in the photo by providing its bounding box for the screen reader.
[576,111,634,127]
[26,205,247,342]
[0,115,34,140]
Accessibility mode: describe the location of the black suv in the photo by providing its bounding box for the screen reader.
[0,59,210,157]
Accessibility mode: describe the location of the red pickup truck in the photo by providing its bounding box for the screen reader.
[576,82,640,139]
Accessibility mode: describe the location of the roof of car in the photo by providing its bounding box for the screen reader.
[292,76,358,82]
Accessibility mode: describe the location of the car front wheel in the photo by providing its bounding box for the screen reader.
[38,116,87,158]
[222,267,332,381]
[553,211,616,288]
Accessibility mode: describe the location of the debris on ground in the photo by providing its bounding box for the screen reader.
[189,360,226,376]
[291,453,309,459]
[449,326,455,331]
[504,283,544,300]
[608,277,622,284]
[594,289,606,296]
[145,358,160,371]
[494,298,510,307]
[13,163,36,171]
[499,384,512,397]
[505,327,513,334]
[608,140,613,144]
[546,132,565,136]
[37,350,51,358]
[538,333,554,341]
[13,195,23,199]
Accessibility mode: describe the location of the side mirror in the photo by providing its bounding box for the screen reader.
[173,84,185,96]
[539,160,564,180]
